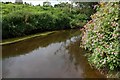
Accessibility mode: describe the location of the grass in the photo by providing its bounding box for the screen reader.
[1,31,58,45]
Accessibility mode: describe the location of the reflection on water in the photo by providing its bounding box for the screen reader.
[2,30,105,78]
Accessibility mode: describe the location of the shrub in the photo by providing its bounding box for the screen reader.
[81,2,120,71]
[54,13,71,29]
[2,2,95,39]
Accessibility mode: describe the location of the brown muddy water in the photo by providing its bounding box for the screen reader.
[1,30,105,78]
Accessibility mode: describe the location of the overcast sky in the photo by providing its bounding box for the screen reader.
[1,0,71,6]
[1,0,118,5]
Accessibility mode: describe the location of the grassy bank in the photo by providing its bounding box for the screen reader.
[1,31,57,45]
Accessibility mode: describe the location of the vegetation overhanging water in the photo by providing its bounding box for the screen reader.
[1,1,120,78]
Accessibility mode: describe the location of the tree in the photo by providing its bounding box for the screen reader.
[15,0,23,4]
[43,1,52,7]
[54,2,73,12]
[54,2,72,8]
[70,1,98,16]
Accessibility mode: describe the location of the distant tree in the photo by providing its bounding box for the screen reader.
[24,2,30,5]
[54,2,73,12]
[69,0,97,9]
[3,2,12,4]
[36,4,41,6]
[15,0,23,4]
[54,2,72,8]
[43,1,52,7]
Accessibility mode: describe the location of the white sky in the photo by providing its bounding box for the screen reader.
[1,0,71,6]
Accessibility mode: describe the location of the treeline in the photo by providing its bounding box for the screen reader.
[81,2,120,76]
[1,2,96,39]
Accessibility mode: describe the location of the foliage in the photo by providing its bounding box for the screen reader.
[54,2,72,8]
[1,2,96,39]
[43,1,52,7]
[81,2,120,72]
[15,0,23,4]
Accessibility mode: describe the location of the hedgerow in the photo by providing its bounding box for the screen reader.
[2,2,96,39]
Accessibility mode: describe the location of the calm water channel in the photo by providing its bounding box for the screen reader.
[2,30,105,78]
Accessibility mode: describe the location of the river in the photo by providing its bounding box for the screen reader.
[2,29,105,78]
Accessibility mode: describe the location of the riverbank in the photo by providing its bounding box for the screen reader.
[80,2,120,78]
[1,31,57,45]
[2,2,95,39]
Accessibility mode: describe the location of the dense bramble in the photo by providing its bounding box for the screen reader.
[81,2,120,71]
